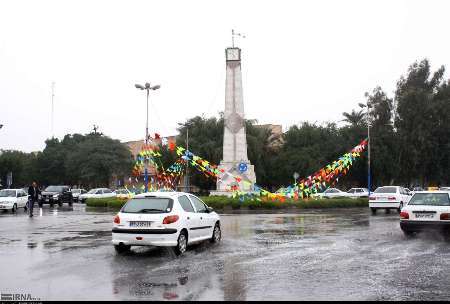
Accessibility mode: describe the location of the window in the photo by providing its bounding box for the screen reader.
[103,189,112,194]
[96,190,103,194]
[374,187,397,194]
[178,195,195,212]
[347,189,355,193]
[122,197,173,213]
[189,195,207,213]
[408,193,450,206]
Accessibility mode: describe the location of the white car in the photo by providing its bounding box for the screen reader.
[71,188,87,202]
[0,189,29,213]
[115,188,134,199]
[78,188,116,203]
[346,188,369,198]
[400,191,450,236]
[112,192,221,255]
[314,188,348,199]
[369,186,411,214]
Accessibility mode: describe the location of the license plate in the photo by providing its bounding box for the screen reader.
[130,221,152,228]
[415,213,435,219]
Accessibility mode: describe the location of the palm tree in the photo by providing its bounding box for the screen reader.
[342,109,365,127]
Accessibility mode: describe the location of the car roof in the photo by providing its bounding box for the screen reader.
[413,191,450,194]
[0,189,21,191]
[134,191,191,199]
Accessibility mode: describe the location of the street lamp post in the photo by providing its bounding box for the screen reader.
[359,101,371,196]
[135,82,160,193]
[367,103,371,197]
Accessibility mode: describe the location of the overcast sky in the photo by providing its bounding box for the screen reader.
[1,0,449,152]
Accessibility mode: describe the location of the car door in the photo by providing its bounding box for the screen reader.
[189,195,214,240]
[177,195,198,241]
[19,191,27,207]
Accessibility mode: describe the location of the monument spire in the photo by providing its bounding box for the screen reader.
[231,29,245,48]
[212,40,256,195]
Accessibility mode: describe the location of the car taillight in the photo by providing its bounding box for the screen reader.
[388,196,396,200]
[440,213,450,220]
[369,196,375,201]
[400,211,409,219]
[163,215,179,224]
[114,215,120,224]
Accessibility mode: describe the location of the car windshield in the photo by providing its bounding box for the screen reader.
[408,193,450,206]
[374,187,397,194]
[72,189,81,193]
[45,186,64,192]
[121,197,173,213]
[0,190,16,197]
[87,189,98,194]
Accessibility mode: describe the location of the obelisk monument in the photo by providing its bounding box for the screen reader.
[215,40,256,193]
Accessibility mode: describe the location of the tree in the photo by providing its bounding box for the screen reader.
[342,109,366,127]
[395,59,447,186]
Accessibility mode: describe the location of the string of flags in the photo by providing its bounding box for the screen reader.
[131,134,368,201]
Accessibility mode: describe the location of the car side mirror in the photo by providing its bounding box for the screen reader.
[206,206,214,213]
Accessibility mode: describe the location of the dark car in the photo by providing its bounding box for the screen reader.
[39,185,73,207]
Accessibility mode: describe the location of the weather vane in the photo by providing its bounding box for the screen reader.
[231,29,246,48]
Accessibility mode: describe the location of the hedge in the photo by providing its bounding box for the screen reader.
[86,195,368,210]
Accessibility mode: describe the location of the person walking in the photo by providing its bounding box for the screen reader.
[28,181,40,217]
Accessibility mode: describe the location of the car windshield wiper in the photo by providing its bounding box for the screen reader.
[139,208,165,213]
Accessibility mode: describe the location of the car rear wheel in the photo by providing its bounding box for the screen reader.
[58,201,63,207]
[385,208,391,214]
[114,244,131,254]
[210,223,221,243]
[370,208,377,215]
[402,229,414,237]
[175,231,187,255]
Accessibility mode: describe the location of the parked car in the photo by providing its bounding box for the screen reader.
[313,188,348,199]
[40,185,73,207]
[369,186,411,214]
[400,191,450,236]
[115,188,134,199]
[78,188,116,203]
[439,187,450,193]
[0,189,28,213]
[346,188,369,198]
[71,189,87,202]
[112,192,221,255]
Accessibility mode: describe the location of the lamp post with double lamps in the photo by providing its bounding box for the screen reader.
[135,82,160,193]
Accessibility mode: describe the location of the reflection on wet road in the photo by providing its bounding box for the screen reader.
[1,205,450,300]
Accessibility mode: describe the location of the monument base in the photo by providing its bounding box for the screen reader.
[214,161,256,194]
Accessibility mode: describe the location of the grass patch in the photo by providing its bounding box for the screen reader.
[200,196,368,210]
[86,197,128,208]
[86,195,368,210]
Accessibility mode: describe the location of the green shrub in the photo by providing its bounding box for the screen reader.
[86,195,368,210]
[86,197,128,208]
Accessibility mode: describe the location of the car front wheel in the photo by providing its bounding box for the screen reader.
[12,204,17,213]
[210,223,221,243]
[175,231,188,255]
[371,208,377,215]
[114,244,131,254]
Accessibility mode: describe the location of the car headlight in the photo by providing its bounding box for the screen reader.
[53,194,59,199]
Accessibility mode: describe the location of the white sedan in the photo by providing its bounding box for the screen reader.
[0,189,29,213]
[400,191,450,236]
[112,192,221,255]
[314,188,348,199]
[369,186,411,214]
[346,188,369,198]
[78,188,116,203]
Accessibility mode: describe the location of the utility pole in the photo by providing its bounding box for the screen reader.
[185,128,189,192]
[51,82,55,138]
[135,82,161,192]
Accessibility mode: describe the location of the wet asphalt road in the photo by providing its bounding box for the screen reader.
[1,204,450,301]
